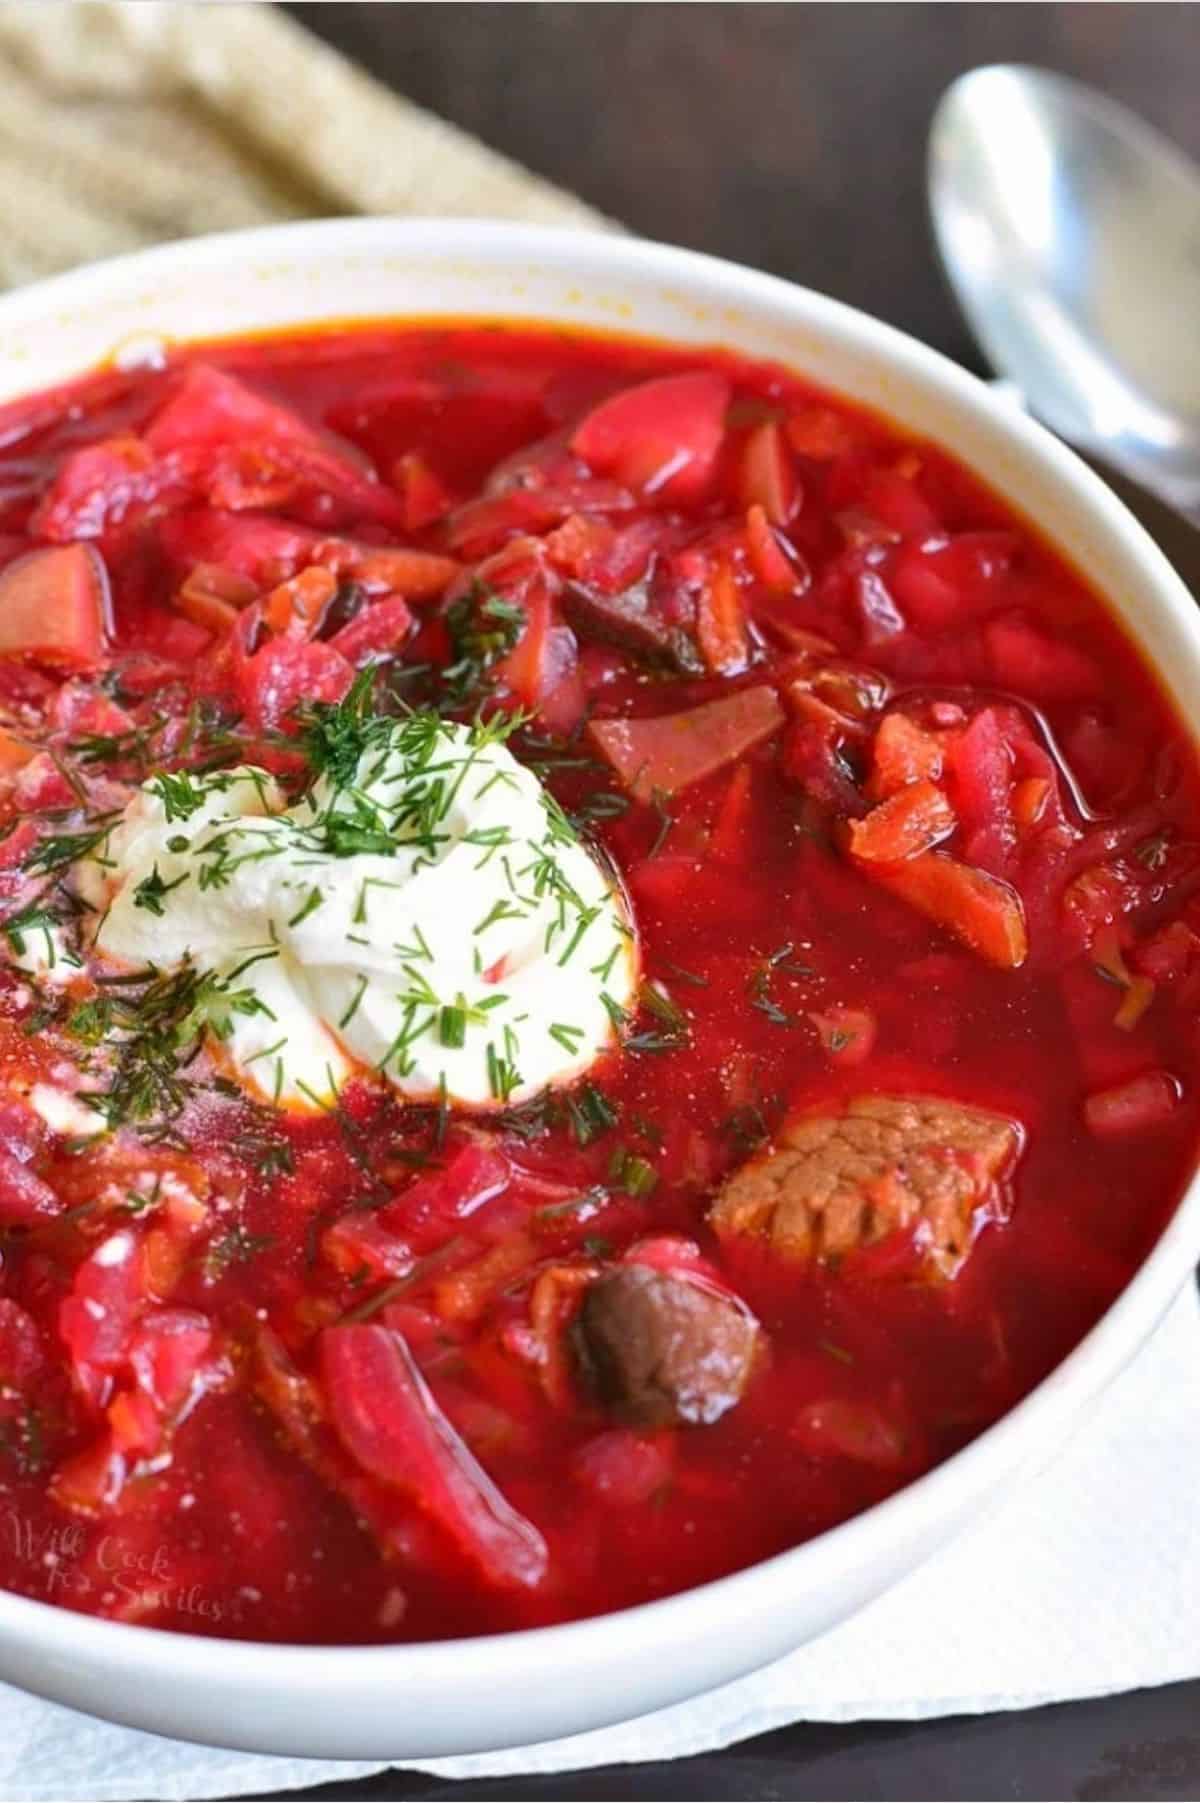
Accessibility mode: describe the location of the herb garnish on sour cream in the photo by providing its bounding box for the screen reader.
[74,701,637,1116]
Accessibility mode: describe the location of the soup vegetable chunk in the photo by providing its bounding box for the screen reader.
[0,322,1194,1643]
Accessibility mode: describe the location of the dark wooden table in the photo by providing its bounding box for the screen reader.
[264,8,1200,1799]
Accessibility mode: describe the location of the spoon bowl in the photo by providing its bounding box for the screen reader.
[929,64,1200,515]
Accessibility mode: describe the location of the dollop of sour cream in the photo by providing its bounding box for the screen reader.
[76,715,636,1112]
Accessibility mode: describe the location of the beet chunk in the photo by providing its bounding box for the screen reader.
[573,1265,759,1427]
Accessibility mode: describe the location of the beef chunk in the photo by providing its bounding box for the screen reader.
[562,580,701,672]
[572,1265,760,1427]
[711,1094,1021,1279]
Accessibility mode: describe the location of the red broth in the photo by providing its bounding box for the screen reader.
[0,321,1194,1643]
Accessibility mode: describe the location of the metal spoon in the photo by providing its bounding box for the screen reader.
[928,64,1200,521]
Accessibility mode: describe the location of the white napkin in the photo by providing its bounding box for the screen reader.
[0,1283,1196,1799]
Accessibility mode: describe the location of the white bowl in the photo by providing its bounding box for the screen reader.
[0,218,1197,1759]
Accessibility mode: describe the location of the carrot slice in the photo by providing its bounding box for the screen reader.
[874,850,1028,968]
[263,566,338,638]
[744,502,797,594]
[847,780,956,863]
[348,545,460,601]
[1013,776,1051,831]
[867,712,946,799]
[737,421,799,524]
[695,558,750,675]
[588,685,784,802]
[0,730,34,775]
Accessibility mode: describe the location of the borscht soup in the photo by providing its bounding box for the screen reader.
[0,321,1194,1645]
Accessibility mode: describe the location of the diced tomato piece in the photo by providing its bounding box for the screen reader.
[127,1308,214,1416]
[570,372,730,503]
[695,558,750,675]
[147,365,403,527]
[0,544,110,668]
[847,780,956,862]
[327,594,414,664]
[589,685,783,802]
[320,1324,548,1589]
[868,712,945,799]
[737,421,799,524]
[0,1299,43,1384]
[0,1150,60,1224]
[1083,1070,1181,1138]
[236,635,353,733]
[393,452,452,531]
[874,850,1028,968]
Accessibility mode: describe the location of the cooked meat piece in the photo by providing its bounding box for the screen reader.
[711,1094,1021,1279]
[572,1265,760,1427]
[563,579,701,672]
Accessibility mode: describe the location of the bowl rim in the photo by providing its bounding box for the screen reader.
[0,213,1197,1706]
